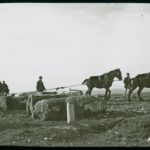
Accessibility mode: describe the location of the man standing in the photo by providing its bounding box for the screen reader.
[0,81,3,95]
[36,76,46,93]
[123,73,132,98]
[2,81,9,96]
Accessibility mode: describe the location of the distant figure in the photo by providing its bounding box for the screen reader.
[0,81,3,95]
[123,73,132,98]
[36,76,46,93]
[2,81,9,96]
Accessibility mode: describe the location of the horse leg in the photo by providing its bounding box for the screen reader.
[86,89,90,95]
[137,87,144,101]
[123,88,127,98]
[107,89,111,100]
[85,85,90,95]
[86,87,93,95]
[128,85,137,101]
[104,89,108,100]
[85,89,89,95]
[88,88,93,95]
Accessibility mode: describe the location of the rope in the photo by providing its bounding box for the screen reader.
[41,79,122,91]
[46,83,82,91]
[11,79,122,95]
[113,79,121,82]
[47,79,121,91]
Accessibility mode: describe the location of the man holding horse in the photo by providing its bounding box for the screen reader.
[123,73,132,98]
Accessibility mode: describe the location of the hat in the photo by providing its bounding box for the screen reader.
[39,76,43,79]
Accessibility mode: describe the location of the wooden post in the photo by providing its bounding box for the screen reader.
[67,102,75,123]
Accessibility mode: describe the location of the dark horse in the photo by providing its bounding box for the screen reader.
[128,72,150,101]
[82,69,122,100]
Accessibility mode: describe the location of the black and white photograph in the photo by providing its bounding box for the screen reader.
[0,3,150,147]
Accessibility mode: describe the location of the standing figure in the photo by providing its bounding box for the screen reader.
[2,81,9,96]
[123,73,132,98]
[0,81,3,95]
[36,76,46,93]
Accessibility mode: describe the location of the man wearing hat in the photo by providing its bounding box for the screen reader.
[36,76,46,93]
[123,73,132,98]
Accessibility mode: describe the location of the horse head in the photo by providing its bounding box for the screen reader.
[114,68,122,81]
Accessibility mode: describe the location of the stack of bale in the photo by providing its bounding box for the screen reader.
[29,95,107,121]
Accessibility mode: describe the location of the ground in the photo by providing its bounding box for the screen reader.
[0,92,150,146]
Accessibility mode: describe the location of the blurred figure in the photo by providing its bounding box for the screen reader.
[123,73,132,98]
[0,81,3,95]
[2,81,9,96]
[36,76,46,93]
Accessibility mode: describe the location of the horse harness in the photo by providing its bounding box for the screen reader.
[98,74,108,81]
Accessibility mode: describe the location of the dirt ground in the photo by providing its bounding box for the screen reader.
[1,92,150,147]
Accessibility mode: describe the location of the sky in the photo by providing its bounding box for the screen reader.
[0,3,150,93]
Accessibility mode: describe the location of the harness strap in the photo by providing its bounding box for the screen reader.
[98,74,108,81]
[104,74,108,79]
[98,76,101,80]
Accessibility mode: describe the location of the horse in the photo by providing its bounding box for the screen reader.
[128,72,150,101]
[82,68,122,100]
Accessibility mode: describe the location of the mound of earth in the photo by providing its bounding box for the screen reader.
[1,93,150,146]
[99,114,150,146]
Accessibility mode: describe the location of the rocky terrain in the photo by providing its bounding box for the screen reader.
[0,92,150,147]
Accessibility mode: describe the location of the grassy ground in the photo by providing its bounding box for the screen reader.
[0,93,150,147]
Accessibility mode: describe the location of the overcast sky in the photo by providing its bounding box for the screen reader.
[0,3,150,93]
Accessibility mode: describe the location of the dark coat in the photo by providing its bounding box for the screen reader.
[36,80,46,92]
[2,83,9,94]
[0,82,3,93]
[124,77,131,88]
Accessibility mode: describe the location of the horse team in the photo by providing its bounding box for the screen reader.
[82,68,150,101]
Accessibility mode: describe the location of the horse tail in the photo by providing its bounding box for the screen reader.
[82,79,88,84]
